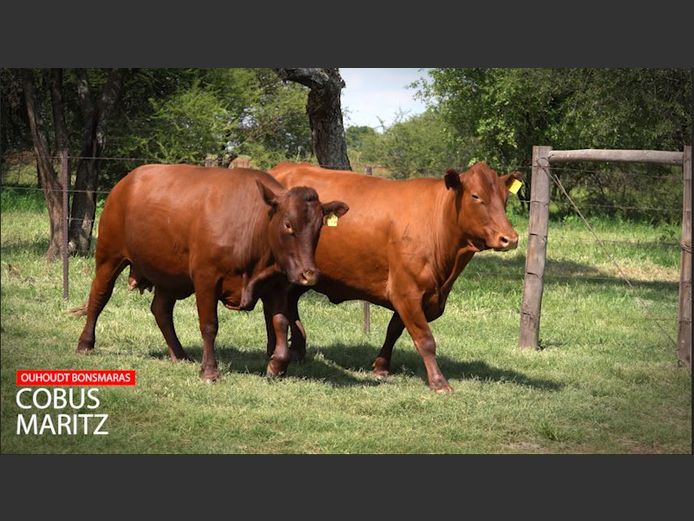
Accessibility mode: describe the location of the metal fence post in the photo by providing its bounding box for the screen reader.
[677,145,691,368]
[61,152,69,301]
[519,146,552,350]
[363,165,372,335]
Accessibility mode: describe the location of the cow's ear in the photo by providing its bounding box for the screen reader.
[502,171,524,188]
[321,200,349,218]
[256,180,279,209]
[444,169,462,190]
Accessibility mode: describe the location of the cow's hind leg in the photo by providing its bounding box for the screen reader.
[287,286,307,362]
[77,256,128,353]
[392,297,452,393]
[264,299,277,358]
[372,312,405,378]
[151,289,192,362]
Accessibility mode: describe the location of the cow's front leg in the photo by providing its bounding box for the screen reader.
[262,293,291,377]
[393,297,452,393]
[194,284,221,382]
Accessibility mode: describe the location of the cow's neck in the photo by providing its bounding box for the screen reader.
[432,185,478,297]
[246,210,276,274]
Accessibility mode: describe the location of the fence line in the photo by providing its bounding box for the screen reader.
[547,168,678,348]
[549,165,682,178]
[1,185,114,195]
[2,184,681,217]
[2,152,687,355]
[518,146,690,370]
[515,197,679,213]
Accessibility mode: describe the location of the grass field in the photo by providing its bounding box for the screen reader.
[1,188,690,453]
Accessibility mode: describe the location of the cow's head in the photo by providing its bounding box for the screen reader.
[444,162,522,252]
[257,180,349,286]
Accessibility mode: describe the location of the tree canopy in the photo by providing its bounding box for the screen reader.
[416,68,691,172]
[347,68,691,222]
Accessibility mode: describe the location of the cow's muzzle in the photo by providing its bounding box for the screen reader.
[291,268,319,286]
[491,232,519,251]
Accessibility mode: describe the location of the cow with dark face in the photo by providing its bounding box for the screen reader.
[76,164,348,381]
[269,161,521,392]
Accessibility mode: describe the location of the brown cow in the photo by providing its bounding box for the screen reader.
[76,164,348,381]
[269,161,521,392]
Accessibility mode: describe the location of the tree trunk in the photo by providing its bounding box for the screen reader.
[274,68,351,170]
[21,69,64,261]
[69,69,125,255]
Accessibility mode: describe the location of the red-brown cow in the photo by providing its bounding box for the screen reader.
[269,161,521,392]
[76,164,348,381]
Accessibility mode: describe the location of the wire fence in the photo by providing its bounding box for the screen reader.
[1,154,683,251]
[518,147,689,368]
[1,152,687,360]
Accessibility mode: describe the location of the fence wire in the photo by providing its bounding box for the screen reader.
[543,162,679,349]
[1,153,684,343]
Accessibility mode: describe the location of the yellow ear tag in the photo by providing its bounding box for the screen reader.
[324,213,339,227]
[509,179,523,194]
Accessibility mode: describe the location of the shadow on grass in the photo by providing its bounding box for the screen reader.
[147,342,563,391]
[147,345,382,388]
[1,238,51,258]
[316,342,564,391]
[467,252,678,292]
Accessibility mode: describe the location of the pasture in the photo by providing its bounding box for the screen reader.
[1,189,690,453]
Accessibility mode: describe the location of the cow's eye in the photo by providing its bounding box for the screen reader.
[471,193,481,201]
[284,221,293,234]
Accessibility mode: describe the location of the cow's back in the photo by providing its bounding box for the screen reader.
[99,165,279,294]
[270,163,442,307]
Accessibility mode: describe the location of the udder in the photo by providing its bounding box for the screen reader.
[127,265,153,294]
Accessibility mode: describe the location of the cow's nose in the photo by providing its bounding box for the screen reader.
[498,233,518,251]
[300,269,318,286]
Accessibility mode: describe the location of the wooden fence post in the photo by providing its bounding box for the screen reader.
[363,165,373,335]
[677,145,691,368]
[519,146,552,350]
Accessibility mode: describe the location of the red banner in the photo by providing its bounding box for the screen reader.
[16,370,136,386]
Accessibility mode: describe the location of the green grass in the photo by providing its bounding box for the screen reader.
[1,192,690,453]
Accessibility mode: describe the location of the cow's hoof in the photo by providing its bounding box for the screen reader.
[373,368,390,379]
[76,342,94,354]
[200,368,220,383]
[171,351,194,363]
[266,358,288,378]
[289,350,306,363]
[372,357,390,378]
[431,380,454,394]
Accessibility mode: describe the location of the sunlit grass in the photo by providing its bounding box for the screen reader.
[1,192,690,453]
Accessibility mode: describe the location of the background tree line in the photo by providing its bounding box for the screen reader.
[1,68,320,258]
[1,68,691,260]
[352,68,691,223]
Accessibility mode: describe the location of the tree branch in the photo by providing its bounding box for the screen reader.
[274,68,344,90]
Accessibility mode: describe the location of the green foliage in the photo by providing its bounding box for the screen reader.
[142,83,232,164]
[0,187,45,212]
[2,68,313,190]
[235,79,313,169]
[356,109,472,178]
[106,68,313,177]
[419,68,692,171]
[417,68,691,222]
[345,125,378,149]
